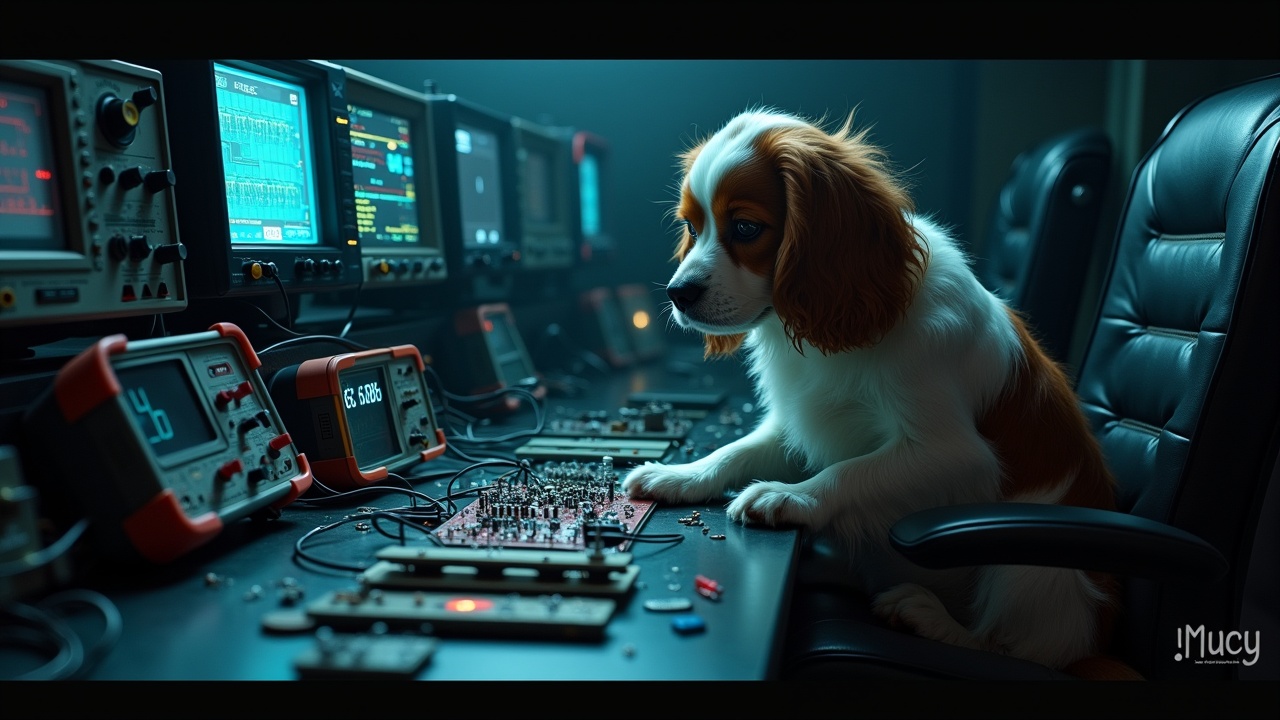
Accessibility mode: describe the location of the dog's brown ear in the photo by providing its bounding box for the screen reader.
[767,115,927,354]
[704,333,745,358]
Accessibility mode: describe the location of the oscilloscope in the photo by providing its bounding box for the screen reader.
[511,116,576,272]
[134,59,361,298]
[0,59,187,329]
[322,62,448,289]
[426,94,523,282]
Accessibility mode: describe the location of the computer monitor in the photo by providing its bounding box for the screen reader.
[0,60,187,329]
[323,63,447,288]
[511,117,575,271]
[425,94,522,279]
[572,130,615,264]
[136,59,361,298]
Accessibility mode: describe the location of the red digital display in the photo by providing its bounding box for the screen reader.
[0,78,65,251]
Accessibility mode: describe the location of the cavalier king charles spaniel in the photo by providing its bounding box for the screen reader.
[622,108,1126,675]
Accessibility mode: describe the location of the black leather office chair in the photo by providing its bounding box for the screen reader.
[979,127,1113,369]
[781,73,1280,681]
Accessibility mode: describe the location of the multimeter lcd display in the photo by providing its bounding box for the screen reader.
[339,366,398,467]
[115,360,218,460]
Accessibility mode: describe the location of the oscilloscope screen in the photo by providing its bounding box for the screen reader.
[454,123,506,252]
[213,63,321,246]
[348,102,420,247]
[0,78,66,252]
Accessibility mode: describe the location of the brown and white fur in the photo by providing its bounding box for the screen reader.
[622,108,1129,675]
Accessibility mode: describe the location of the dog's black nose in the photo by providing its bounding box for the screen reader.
[666,281,705,312]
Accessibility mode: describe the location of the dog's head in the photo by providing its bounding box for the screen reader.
[664,108,927,357]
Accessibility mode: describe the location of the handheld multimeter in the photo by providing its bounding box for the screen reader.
[21,323,312,564]
[269,345,446,490]
[445,303,545,415]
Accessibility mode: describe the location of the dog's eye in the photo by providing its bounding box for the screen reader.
[681,219,699,241]
[731,219,763,242]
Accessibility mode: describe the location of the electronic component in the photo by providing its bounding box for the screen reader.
[433,458,657,550]
[671,614,707,635]
[643,598,694,613]
[269,344,445,490]
[544,404,694,441]
[21,323,312,563]
[626,391,727,411]
[572,130,614,264]
[615,283,667,362]
[360,546,639,598]
[324,63,448,288]
[444,303,544,414]
[307,588,615,641]
[515,437,672,463]
[0,60,187,328]
[694,574,724,601]
[578,286,635,368]
[293,631,438,680]
[511,116,576,270]
[426,93,522,289]
[133,59,360,298]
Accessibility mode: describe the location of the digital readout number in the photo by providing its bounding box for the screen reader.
[343,381,384,409]
[127,388,175,445]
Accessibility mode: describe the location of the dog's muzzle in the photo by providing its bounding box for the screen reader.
[666,281,706,313]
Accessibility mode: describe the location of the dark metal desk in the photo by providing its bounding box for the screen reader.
[74,342,801,681]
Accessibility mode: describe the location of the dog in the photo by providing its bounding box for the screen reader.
[621,108,1127,675]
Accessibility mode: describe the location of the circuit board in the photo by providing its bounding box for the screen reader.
[434,459,656,551]
[543,403,695,441]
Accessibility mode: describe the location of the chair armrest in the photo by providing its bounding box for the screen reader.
[888,503,1228,581]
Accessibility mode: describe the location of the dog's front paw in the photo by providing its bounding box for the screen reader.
[622,461,727,503]
[725,480,818,527]
[871,583,967,645]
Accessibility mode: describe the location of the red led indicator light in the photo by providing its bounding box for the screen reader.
[36,169,52,181]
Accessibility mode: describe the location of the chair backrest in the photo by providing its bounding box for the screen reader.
[1073,74,1280,679]
[981,127,1113,367]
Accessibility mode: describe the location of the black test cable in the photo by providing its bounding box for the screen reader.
[270,274,293,332]
[0,519,124,680]
[291,465,508,573]
[421,365,546,444]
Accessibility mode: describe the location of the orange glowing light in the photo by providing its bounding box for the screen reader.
[445,598,493,613]
[632,310,650,330]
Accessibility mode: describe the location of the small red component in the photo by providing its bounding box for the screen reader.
[694,574,723,600]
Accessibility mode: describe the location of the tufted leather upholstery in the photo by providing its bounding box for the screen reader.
[981,128,1113,367]
[781,73,1280,681]
[1073,73,1280,679]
